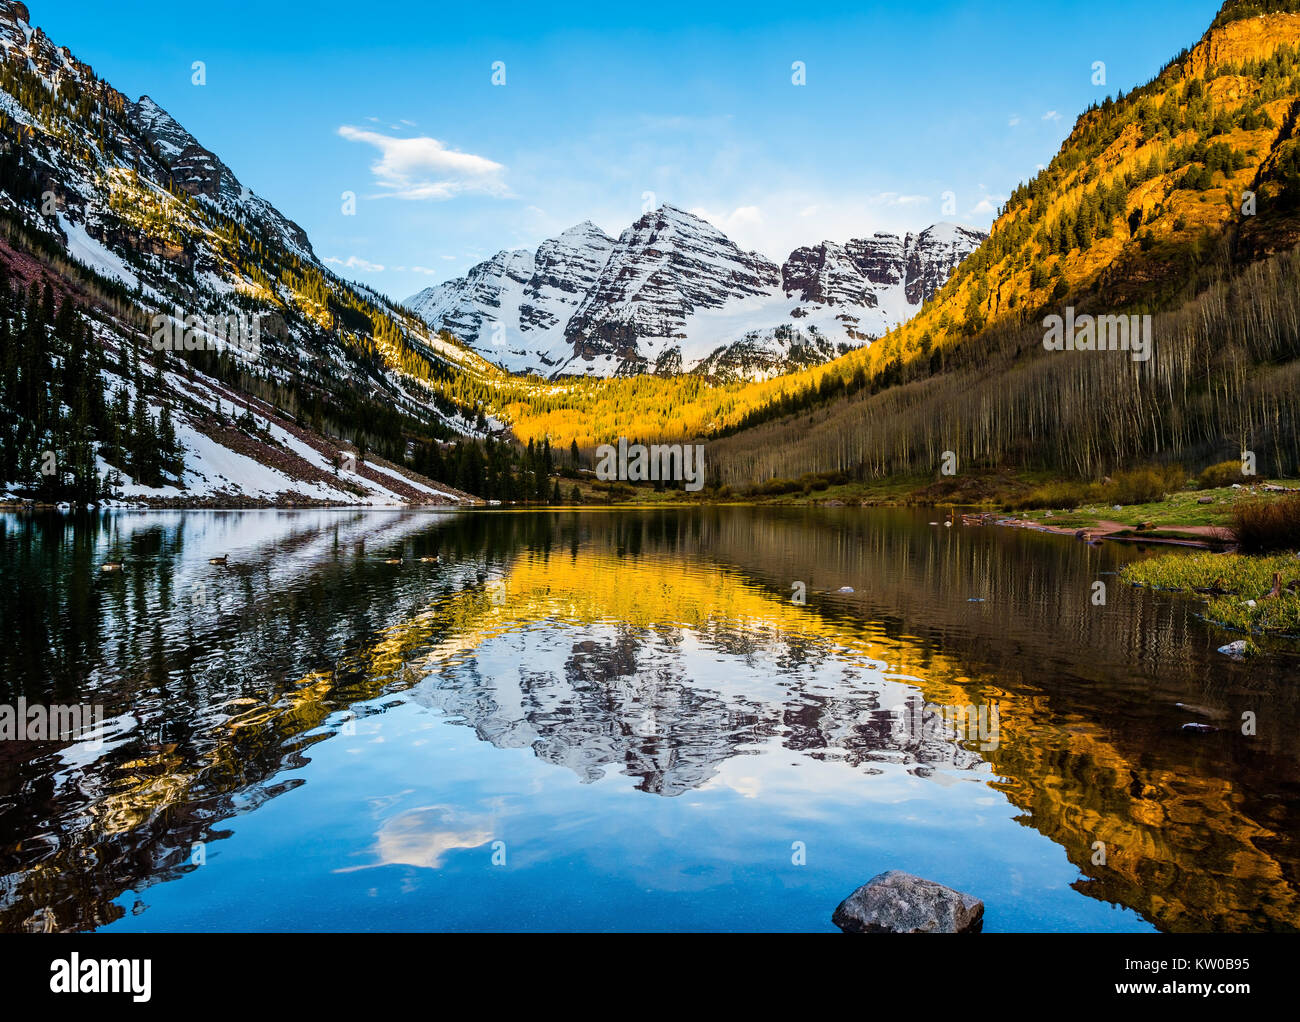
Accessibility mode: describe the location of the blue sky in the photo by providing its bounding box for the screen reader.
[43,0,1223,302]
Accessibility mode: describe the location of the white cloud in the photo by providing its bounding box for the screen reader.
[730,205,764,224]
[964,188,1007,222]
[1042,110,1061,122]
[866,191,931,207]
[338,126,509,201]
[1008,115,1021,127]
[688,204,764,231]
[684,205,770,249]
[325,255,386,272]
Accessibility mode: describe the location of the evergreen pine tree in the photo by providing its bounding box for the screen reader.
[158,404,179,478]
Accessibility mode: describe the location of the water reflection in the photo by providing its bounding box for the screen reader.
[407,549,994,796]
[1,508,1298,932]
[340,806,496,872]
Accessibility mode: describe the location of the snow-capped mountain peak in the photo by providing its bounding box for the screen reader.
[406,206,984,380]
[561,206,782,374]
[405,222,617,374]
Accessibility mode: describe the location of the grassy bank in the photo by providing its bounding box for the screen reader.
[561,471,929,507]
[1008,485,1243,536]
[1122,551,1300,637]
[562,466,1300,520]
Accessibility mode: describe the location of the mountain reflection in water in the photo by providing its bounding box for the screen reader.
[1,508,1297,933]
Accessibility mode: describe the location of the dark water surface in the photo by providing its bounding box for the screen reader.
[1,507,1297,932]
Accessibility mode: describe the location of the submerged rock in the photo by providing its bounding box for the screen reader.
[832,870,984,934]
[1218,640,1250,659]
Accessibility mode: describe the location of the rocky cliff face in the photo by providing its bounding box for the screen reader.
[407,207,984,380]
[783,239,891,311]
[562,205,783,374]
[904,223,987,305]
[0,2,317,265]
[522,221,618,334]
[128,96,315,259]
[783,224,986,322]
[406,222,616,374]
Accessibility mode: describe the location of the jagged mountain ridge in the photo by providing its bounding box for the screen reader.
[405,206,984,380]
[0,6,319,287]
[128,95,315,261]
[407,221,615,376]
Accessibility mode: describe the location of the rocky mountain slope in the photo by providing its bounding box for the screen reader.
[0,0,485,505]
[406,206,983,380]
[407,221,615,376]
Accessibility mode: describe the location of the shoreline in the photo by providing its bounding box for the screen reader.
[2,476,1292,554]
[987,514,1231,550]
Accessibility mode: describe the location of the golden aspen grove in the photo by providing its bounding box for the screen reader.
[458,0,1300,491]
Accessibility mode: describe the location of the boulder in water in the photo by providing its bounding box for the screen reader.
[832,871,984,934]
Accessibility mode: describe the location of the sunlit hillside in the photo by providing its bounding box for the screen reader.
[480,0,1300,484]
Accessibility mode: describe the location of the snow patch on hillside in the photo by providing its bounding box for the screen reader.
[57,214,139,289]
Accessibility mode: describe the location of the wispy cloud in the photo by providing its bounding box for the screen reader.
[1008,115,1021,127]
[688,204,765,236]
[338,126,509,201]
[1042,110,1061,122]
[325,255,386,272]
[965,186,1007,219]
[867,191,931,207]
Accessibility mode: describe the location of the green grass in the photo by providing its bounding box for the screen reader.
[556,473,1300,516]
[1122,551,1300,634]
[1013,480,1300,531]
